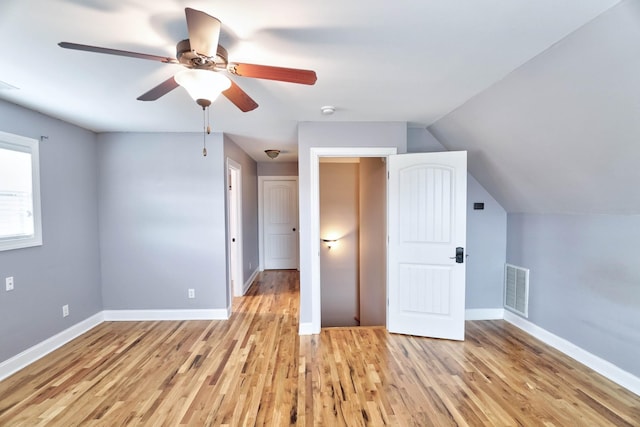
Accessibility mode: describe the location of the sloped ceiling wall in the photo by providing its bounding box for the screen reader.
[429,0,640,214]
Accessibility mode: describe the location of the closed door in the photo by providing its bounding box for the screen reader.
[263,180,298,269]
[387,151,467,340]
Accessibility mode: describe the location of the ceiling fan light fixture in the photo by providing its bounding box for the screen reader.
[175,69,231,106]
[265,149,280,159]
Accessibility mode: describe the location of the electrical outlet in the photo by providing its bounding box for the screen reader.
[188,288,195,299]
[249,262,252,269]
[5,276,14,291]
[62,304,69,317]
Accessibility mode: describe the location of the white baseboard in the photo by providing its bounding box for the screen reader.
[0,312,104,382]
[243,268,260,295]
[465,308,505,320]
[298,322,316,335]
[103,309,230,321]
[504,311,640,397]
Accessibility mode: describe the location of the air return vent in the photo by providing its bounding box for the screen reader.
[504,264,529,317]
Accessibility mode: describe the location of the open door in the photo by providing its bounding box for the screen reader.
[387,151,467,340]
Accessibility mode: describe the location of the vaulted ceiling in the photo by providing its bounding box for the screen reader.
[1,0,636,213]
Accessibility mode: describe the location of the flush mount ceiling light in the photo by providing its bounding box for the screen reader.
[265,149,280,159]
[320,105,335,115]
[174,69,231,108]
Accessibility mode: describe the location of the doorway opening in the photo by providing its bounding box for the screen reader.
[309,146,397,332]
[319,157,387,327]
[309,148,467,340]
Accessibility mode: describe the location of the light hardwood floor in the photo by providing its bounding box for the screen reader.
[0,270,638,426]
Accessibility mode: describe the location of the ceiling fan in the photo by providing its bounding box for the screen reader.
[59,7,317,112]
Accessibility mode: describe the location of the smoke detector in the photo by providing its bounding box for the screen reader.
[320,105,335,115]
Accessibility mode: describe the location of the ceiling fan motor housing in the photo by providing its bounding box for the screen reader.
[176,39,228,70]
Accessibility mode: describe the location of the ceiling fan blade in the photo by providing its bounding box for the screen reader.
[137,76,179,101]
[58,42,177,63]
[185,8,221,58]
[223,80,258,112]
[230,63,317,85]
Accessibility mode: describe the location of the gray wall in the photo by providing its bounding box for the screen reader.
[224,136,260,288]
[298,121,407,325]
[507,213,640,377]
[98,132,228,310]
[0,100,102,362]
[320,163,360,327]
[408,128,506,309]
[257,161,298,177]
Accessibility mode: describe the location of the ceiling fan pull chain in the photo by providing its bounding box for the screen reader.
[202,106,208,157]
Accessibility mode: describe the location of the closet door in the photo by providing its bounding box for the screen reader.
[263,179,298,269]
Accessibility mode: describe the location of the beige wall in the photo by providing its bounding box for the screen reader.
[320,162,360,327]
[358,158,386,326]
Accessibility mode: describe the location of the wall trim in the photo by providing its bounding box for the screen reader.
[504,311,640,396]
[465,308,505,320]
[103,309,230,321]
[0,312,104,381]
[243,268,260,295]
[298,322,316,335]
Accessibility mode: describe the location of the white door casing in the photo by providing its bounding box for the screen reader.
[387,151,467,340]
[307,147,398,334]
[261,179,299,270]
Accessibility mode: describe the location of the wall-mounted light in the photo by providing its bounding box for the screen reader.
[321,238,338,250]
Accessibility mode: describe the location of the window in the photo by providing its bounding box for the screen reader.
[0,131,42,251]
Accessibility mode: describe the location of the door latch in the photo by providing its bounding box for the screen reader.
[449,247,464,263]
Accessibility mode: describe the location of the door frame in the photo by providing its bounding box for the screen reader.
[258,176,299,271]
[308,147,397,333]
[226,158,244,299]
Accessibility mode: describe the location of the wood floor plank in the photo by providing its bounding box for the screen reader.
[0,270,638,426]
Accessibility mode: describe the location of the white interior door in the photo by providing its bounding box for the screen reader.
[263,179,298,269]
[387,151,467,340]
[227,159,243,297]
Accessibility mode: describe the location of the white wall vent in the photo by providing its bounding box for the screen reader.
[504,264,529,317]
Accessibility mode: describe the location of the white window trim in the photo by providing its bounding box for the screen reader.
[0,131,43,251]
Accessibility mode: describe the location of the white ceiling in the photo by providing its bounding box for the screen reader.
[5,0,639,214]
[0,0,620,166]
